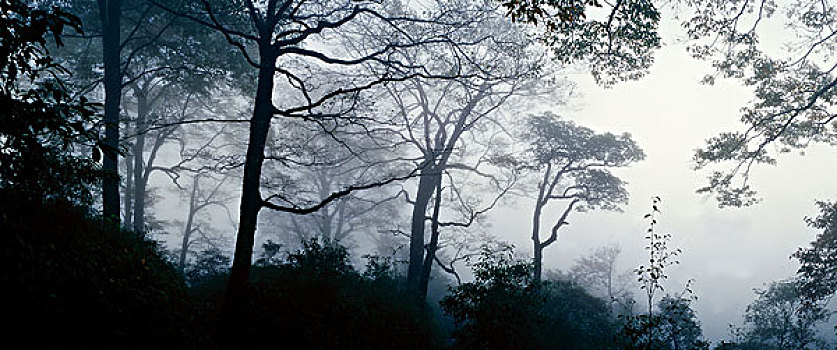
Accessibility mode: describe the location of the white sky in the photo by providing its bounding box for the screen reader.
[489,14,837,342]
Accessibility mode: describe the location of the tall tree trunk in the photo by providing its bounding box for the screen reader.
[220,47,277,342]
[406,167,437,301]
[179,175,200,274]
[98,0,122,222]
[132,92,148,232]
[418,173,444,301]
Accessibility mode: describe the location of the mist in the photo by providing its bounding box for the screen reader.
[3,0,837,348]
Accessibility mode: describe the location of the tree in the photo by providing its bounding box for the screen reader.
[657,296,707,350]
[688,0,837,207]
[370,3,554,300]
[96,0,122,220]
[57,0,247,228]
[0,0,102,205]
[741,279,829,349]
[175,171,235,274]
[794,201,837,303]
[569,244,635,316]
[524,112,645,280]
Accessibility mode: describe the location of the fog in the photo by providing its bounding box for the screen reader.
[6,0,837,348]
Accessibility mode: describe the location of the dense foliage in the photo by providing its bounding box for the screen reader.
[442,246,615,350]
[0,0,104,206]
[0,190,204,349]
[190,240,446,349]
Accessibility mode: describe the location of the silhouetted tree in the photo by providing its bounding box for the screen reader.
[524,112,644,280]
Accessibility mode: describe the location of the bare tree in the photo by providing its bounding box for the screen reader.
[176,171,236,274]
[373,7,554,300]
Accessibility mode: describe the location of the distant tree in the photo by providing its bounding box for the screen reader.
[569,244,635,316]
[175,171,235,274]
[741,279,829,350]
[524,112,644,280]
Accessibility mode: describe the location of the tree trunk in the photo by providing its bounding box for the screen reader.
[132,92,148,232]
[531,166,550,281]
[406,167,437,301]
[418,173,444,301]
[124,153,133,229]
[179,175,200,274]
[220,47,277,342]
[98,0,122,222]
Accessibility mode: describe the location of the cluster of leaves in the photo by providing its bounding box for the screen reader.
[617,296,709,350]
[716,279,831,350]
[441,245,615,350]
[794,201,837,302]
[501,0,662,85]
[689,0,837,207]
[0,189,207,349]
[190,239,445,349]
[0,0,106,206]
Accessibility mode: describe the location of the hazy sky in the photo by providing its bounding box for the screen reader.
[489,15,837,341]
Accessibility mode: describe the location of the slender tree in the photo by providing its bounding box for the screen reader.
[97,0,122,220]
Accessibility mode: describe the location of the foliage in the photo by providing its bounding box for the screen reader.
[441,245,615,350]
[0,189,207,349]
[617,296,709,350]
[524,112,645,211]
[741,279,829,349]
[193,240,445,349]
[795,201,837,302]
[688,0,837,207]
[501,0,662,85]
[0,0,105,206]
[184,246,230,286]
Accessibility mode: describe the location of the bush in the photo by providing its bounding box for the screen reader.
[441,246,615,350]
[192,240,446,349]
[0,190,206,349]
